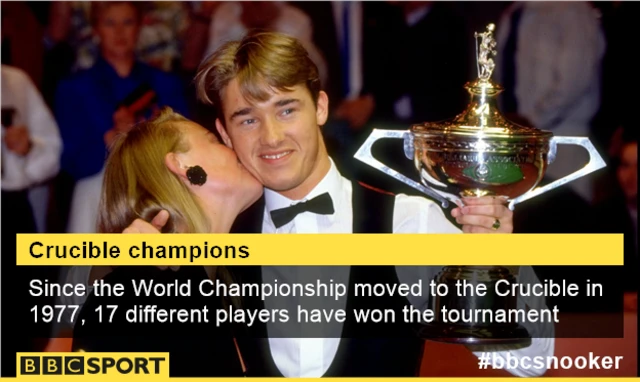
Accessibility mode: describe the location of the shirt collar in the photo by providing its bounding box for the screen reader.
[95,55,143,79]
[264,158,343,217]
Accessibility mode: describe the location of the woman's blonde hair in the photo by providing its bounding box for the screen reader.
[98,107,239,306]
[98,107,209,234]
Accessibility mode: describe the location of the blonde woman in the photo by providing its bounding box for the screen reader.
[72,107,261,376]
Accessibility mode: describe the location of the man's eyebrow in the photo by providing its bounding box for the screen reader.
[274,98,300,107]
[229,107,252,121]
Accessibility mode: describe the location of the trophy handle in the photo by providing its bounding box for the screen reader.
[353,129,454,209]
[508,136,606,210]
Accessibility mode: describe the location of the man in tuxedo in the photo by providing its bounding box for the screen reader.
[123,31,551,377]
[73,31,553,377]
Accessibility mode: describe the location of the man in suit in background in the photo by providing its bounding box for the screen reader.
[387,1,470,124]
[289,2,406,185]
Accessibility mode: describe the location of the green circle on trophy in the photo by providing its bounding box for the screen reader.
[462,162,524,185]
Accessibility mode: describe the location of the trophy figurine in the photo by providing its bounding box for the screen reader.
[354,23,606,345]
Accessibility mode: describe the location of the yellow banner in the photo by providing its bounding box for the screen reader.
[11,371,640,381]
[10,379,640,381]
[15,233,622,266]
[11,379,640,381]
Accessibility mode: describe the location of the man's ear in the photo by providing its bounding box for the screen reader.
[215,118,233,148]
[165,152,187,181]
[316,90,329,127]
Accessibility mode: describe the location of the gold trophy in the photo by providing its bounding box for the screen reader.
[354,23,606,345]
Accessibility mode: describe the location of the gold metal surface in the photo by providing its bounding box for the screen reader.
[418,24,535,345]
[411,23,554,199]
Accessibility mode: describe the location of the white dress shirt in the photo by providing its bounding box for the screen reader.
[67,159,553,377]
[1,65,62,191]
[262,159,553,377]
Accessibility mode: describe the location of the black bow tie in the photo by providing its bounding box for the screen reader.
[270,192,335,228]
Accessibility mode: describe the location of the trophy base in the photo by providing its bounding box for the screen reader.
[417,323,531,346]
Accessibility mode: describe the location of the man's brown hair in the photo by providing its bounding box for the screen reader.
[194,30,321,120]
[90,1,143,27]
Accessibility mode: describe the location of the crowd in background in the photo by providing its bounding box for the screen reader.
[0,0,637,351]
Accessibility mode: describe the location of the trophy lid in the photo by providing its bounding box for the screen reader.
[412,23,552,140]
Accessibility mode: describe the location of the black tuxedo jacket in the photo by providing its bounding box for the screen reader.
[72,266,245,377]
[228,181,426,377]
[392,3,471,123]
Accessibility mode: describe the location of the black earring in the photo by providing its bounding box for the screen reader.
[186,165,207,186]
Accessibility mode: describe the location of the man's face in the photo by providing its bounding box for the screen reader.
[215,79,330,199]
[95,3,140,60]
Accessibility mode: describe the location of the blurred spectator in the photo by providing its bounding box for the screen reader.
[1,64,63,374]
[203,1,328,88]
[44,1,191,73]
[1,64,62,235]
[42,1,229,130]
[593,126,637,291]
[293,2,405,127]
[290,1,406,185]
[2,65,62,236]
[495,2,606,204]
[181,2,222,74]
[510,113,599,235]
[1,2,45,89]
[390,1,470,124]
[593,1,637,151]
[2,3,59,234]
[506,114,599,234]
[54,1,189,234]
[179,2,224,129]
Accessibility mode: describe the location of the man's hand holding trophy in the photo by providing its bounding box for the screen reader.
[354,23,606,345]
